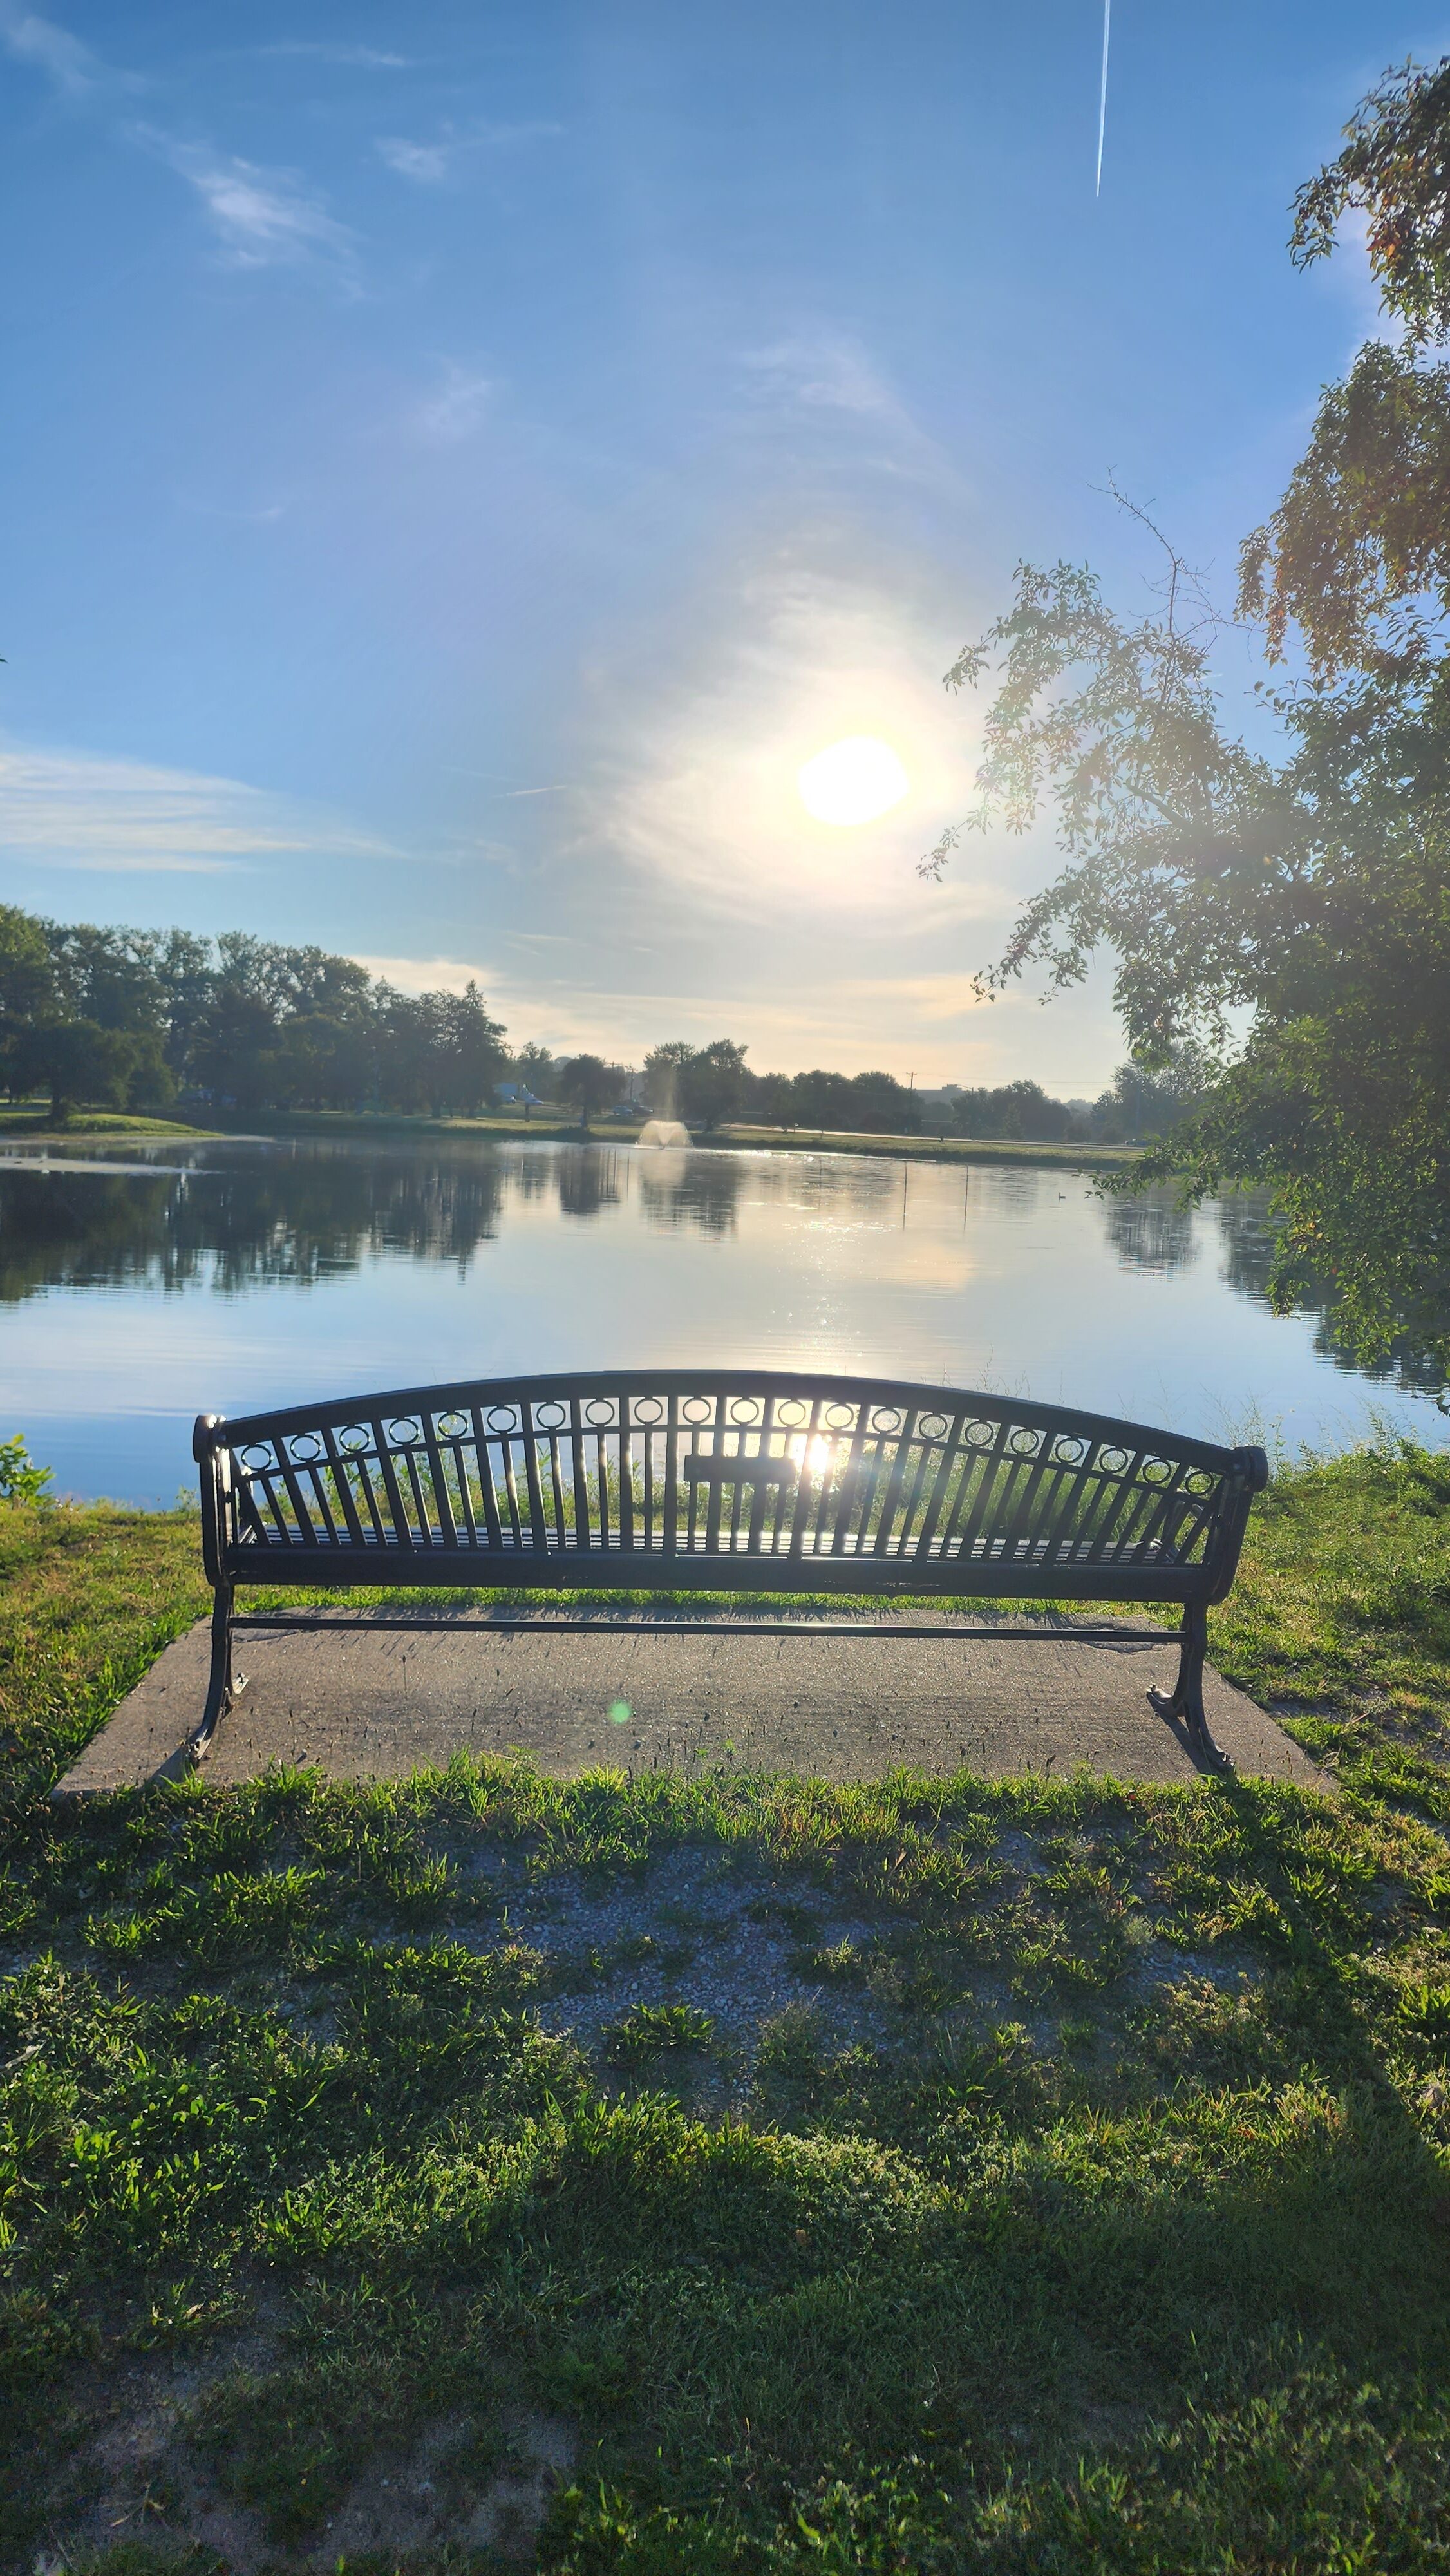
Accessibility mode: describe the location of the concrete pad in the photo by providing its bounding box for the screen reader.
[57,1614,1323,1794]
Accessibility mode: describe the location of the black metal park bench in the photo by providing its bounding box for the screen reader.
[193,1369,1268,1767]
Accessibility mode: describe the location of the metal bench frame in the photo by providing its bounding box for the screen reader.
[193,1369,1268,1767]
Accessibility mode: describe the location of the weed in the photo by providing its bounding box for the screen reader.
[603,2000,717,2062]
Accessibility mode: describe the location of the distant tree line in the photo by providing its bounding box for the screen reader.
[576,1038,1200,1140]
[0,902,1196,1142]
[940,1061,1207,1146]
[0,907,511,1119]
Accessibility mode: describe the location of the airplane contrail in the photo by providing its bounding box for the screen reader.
[1096,0,1111,195]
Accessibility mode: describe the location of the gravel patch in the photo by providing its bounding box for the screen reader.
[484,1847,899,2065]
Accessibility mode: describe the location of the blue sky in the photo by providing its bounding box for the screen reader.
[0,2,1429,1088]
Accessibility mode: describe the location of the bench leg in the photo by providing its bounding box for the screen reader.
[189,1583,248,1763]
[1147,1602,1227,1766]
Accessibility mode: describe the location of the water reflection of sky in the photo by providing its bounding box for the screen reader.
[1,1138,1442,1503]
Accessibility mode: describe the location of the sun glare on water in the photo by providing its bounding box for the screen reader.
[797,734,910,827]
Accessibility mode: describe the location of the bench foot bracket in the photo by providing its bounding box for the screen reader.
[1147,1601,1229,1768]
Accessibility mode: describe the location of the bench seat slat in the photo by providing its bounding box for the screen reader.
[227,1520,1205,1572]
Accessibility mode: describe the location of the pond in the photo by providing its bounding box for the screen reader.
[1,1133,1442,1504]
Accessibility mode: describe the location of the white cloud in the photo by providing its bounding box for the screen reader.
[6,12,355,281]
[0,741,393,873]
[377,134,451,184]
[155,137,354,270]
[376,118,563,186]
[5,16,353,282]
[744,334,903,421]
[412,361,496,444]
[1,6,106,95]
[354,952,504,995]
[260,41,413,68]
[739,331,957,489]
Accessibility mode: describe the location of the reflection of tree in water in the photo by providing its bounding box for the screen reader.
[507,1152,556,1203]
[0,1146,508,1301]
[639,1153,744,1236]
[1214,1192,1286,1311]
[1102,1191,1198,1274]
[0,1172,179,1302]
[1216,1191,1447,1395]
[555,1149,621,1220]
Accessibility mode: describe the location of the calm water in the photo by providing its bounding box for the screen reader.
[1,1135,1442,1504]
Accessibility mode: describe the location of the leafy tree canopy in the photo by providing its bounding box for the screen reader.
[556,1052,621,1123]
[924,59,1450,1386]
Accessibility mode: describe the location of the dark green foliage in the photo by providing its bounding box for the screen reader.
[744,1063,920,1137]
[558,1054,623,1124]
[648,1043,923,1138]
[0,910,511,1122]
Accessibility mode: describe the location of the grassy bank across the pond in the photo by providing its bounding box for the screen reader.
[209,1106,589,1145]
[1,1438,1449,2571]
[0,1108,223,1141]
[719,1122,1143,1170]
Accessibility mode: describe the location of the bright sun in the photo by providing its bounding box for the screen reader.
[797,734,910,827]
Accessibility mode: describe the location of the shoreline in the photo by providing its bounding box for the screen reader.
[0,1103,1144,1173]
[715,1122,1140,1170]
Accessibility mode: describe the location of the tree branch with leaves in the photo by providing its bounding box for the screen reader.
[923,62,1450,1384]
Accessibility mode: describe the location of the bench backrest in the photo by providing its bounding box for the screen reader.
[196,1371,1266,1605]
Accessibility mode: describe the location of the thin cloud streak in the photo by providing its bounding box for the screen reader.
[739,332,962,493]
[6,8,353,278]
[375,118,563,185]
[377,135,450,183]
[259,42,413,68]
[0,741,395,873]
[0,6,110,96]
[149,135,355,270]
[744,334,913,422]
[411,361,496,444]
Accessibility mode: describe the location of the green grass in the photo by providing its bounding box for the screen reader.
[0,1444,1448,2571]
[0,1108,220,1139]
[719,1124,1141,1169]
[1213,1437,1450,1812]
[206,1106,591,1144]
